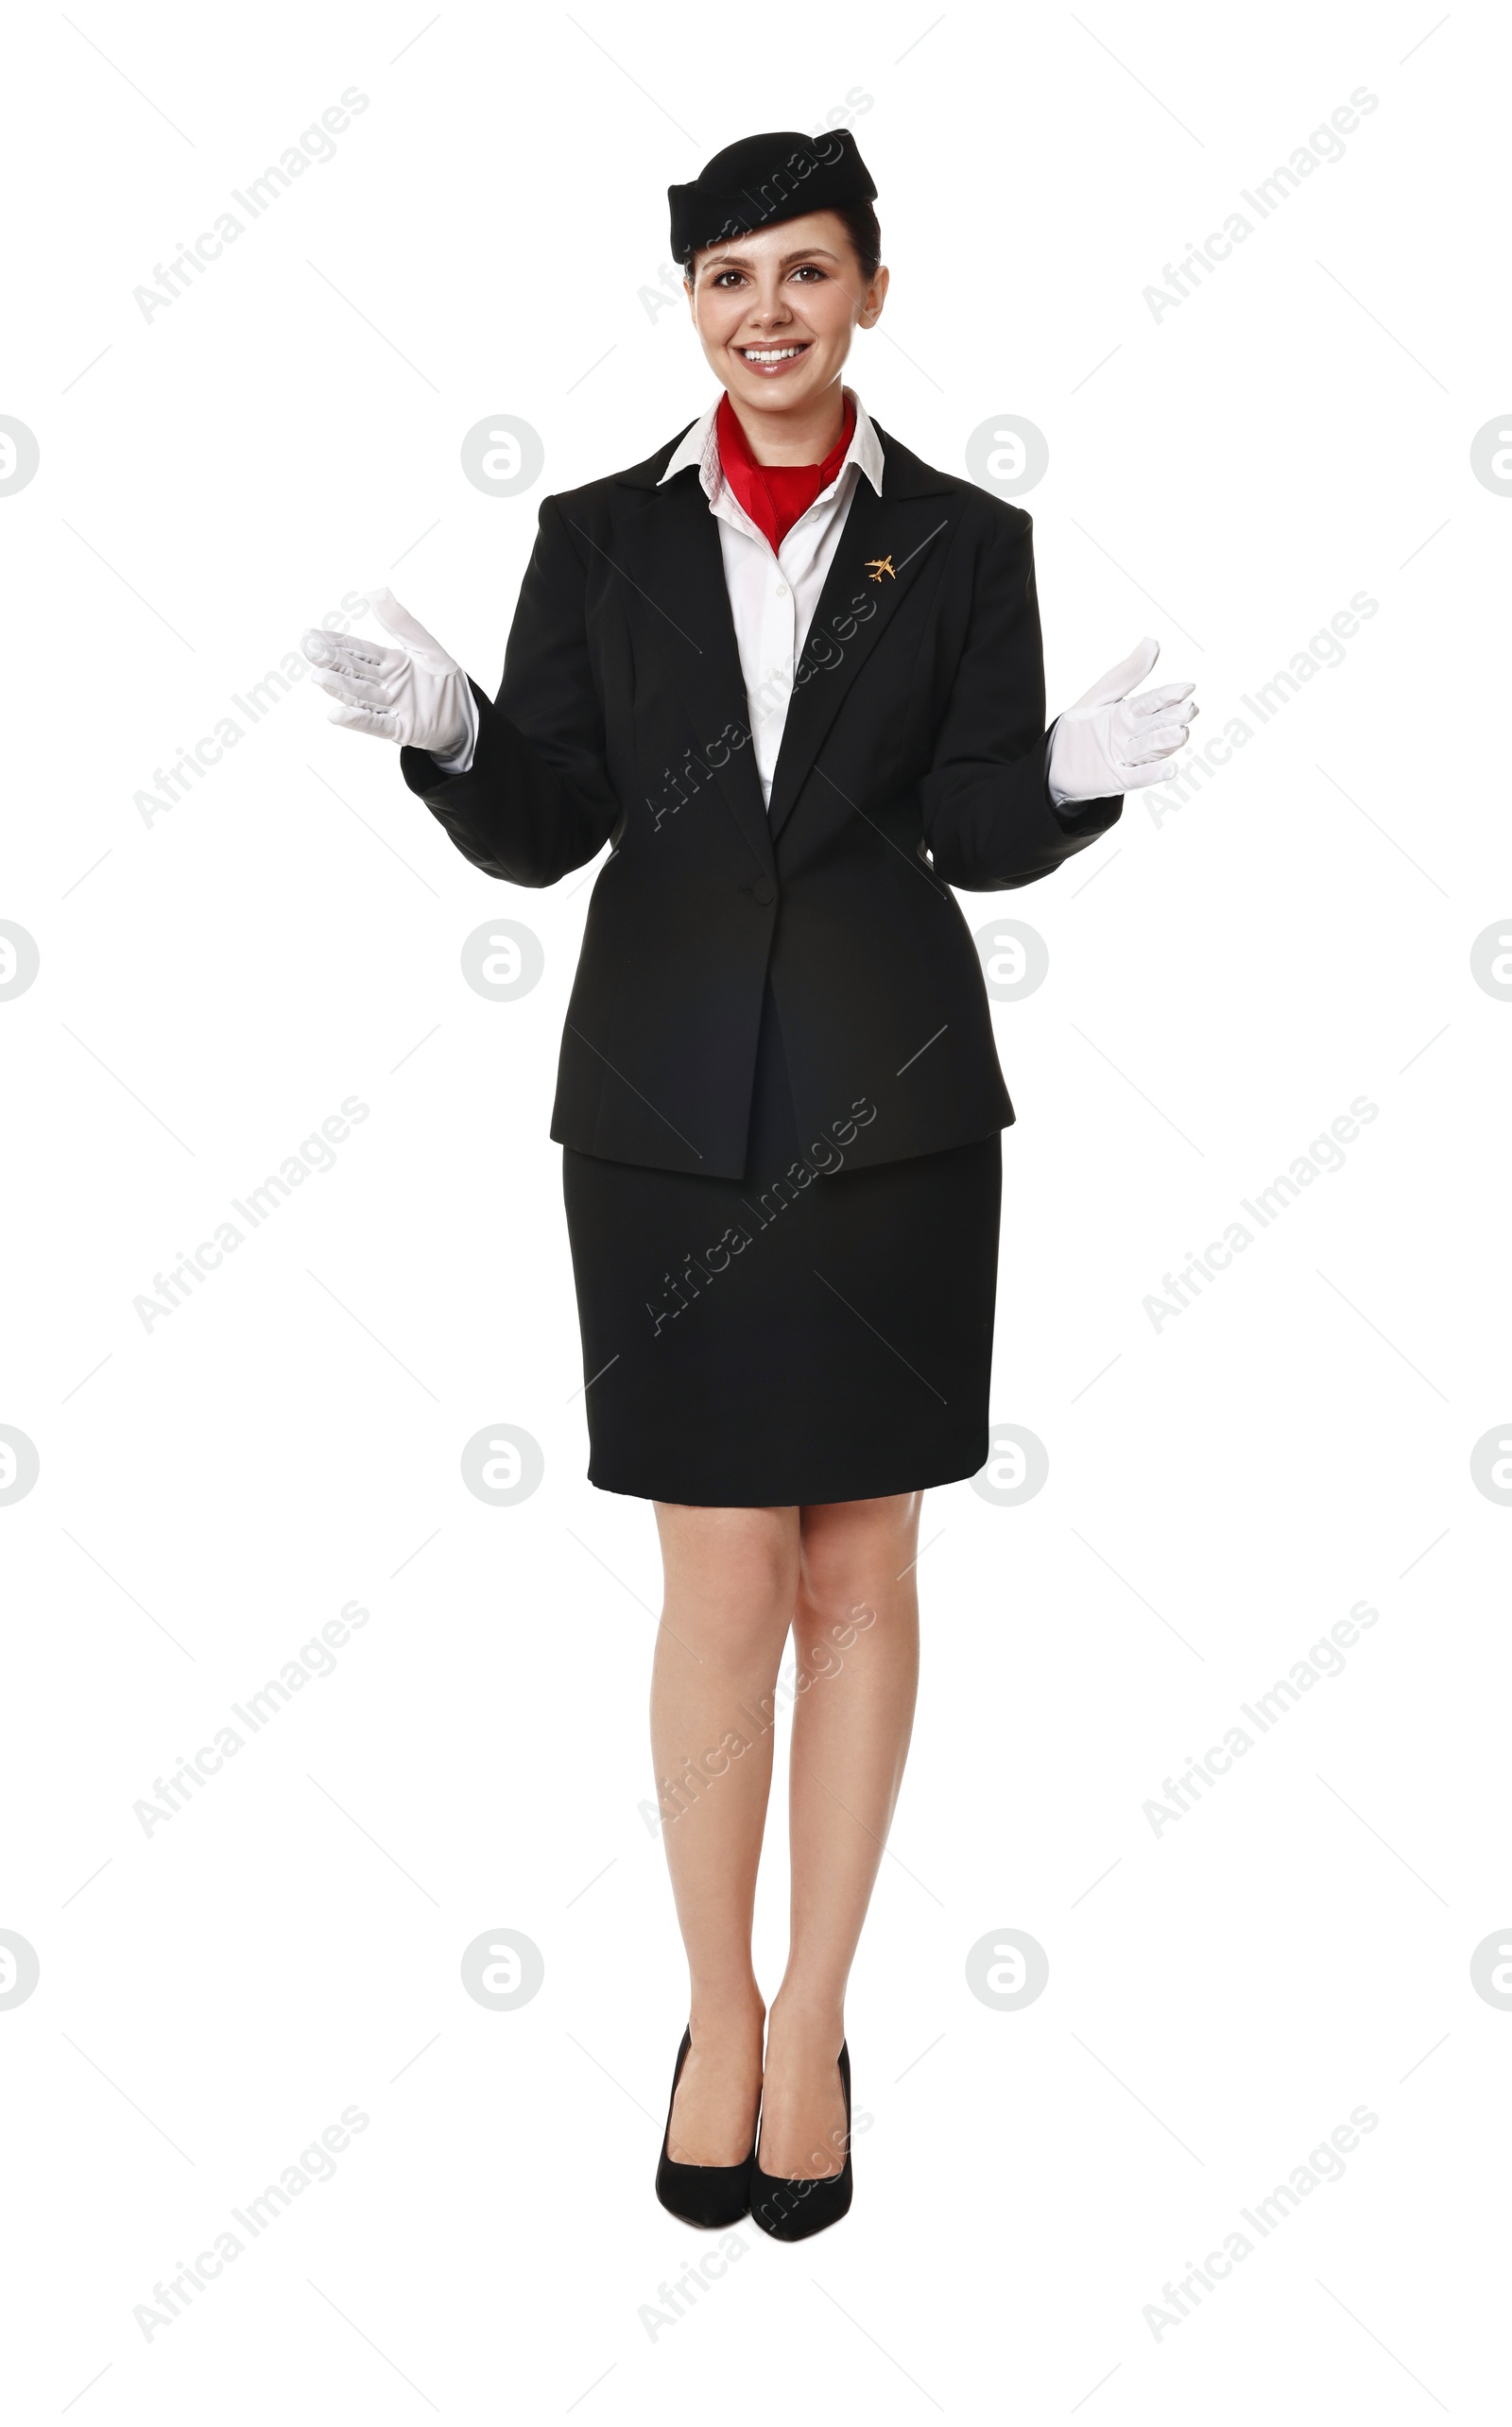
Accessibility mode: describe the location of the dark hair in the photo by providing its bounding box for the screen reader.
[830,199,882,284]
[688,200,883,289]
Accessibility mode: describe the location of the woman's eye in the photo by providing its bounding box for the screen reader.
[792,265,824,281]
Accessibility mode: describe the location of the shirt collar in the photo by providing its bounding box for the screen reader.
[660,386,885,503]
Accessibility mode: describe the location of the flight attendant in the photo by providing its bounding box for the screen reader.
[302,129,1195,2240]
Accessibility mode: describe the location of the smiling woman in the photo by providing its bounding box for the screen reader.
[677,141,886,466]
[301,120,1198,2251]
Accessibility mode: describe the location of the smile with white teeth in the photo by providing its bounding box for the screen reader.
[740,343,809,362]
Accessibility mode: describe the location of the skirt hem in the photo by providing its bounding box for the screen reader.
[584,1437,988,1508]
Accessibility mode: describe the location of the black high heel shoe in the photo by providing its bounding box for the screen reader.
[655,2028,758,2229]
[748,2040,853,2241]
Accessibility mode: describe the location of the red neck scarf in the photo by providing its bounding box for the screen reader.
[715,392,856,554]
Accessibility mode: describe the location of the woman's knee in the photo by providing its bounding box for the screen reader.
[798,1492,919,1619]
[656,1503,800,1652]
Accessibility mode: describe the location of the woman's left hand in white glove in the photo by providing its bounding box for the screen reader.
[301,588,474,762]
[1047,636,1197,804]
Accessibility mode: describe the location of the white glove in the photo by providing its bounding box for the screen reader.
[1047,637,1197,804]
[301,589,476,765]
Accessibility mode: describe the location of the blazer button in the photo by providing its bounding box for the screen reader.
[748,876,776,906]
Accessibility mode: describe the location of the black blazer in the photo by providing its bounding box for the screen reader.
[401,421,1122,1179]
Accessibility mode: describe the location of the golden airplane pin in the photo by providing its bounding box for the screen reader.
[864,555,896,583]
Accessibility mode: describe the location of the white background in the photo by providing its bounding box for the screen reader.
[4,1,1508,2417]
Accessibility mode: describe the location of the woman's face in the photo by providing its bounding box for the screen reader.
[685,210,887,416]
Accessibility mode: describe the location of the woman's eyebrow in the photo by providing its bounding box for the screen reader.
[699,246,842,270]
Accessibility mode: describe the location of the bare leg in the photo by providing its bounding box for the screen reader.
[759,1490,922,2177]
[651,1500,800,2164]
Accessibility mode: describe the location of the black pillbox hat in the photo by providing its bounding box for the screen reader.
[669,129,876,266]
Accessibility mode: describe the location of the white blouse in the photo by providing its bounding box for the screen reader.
[655,387,885,806]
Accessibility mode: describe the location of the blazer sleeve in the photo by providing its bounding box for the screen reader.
[398,496,620,887]
[919,509,1123,892]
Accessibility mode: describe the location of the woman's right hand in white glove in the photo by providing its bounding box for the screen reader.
[301,588,475,764]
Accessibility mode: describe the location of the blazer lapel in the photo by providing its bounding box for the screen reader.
[620,468,774,876]
[765,472,955,843]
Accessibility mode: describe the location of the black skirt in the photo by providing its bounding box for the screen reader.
[561,981,1002,1506]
